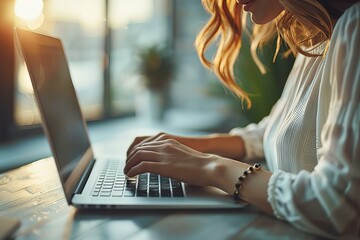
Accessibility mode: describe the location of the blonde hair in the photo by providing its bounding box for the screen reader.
[195,0,334,108]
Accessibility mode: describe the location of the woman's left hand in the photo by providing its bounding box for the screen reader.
[123,138,220,187]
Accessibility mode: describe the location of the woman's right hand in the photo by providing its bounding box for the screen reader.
[125,137,222,187]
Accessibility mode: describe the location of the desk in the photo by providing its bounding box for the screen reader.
[0,129,322,240]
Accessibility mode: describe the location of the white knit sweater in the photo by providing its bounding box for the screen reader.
[230,3,360,239]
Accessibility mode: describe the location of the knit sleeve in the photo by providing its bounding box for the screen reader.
[229,116,269,161]
[267,4,360,239]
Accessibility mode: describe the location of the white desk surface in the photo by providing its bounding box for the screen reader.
[0,128,323,240]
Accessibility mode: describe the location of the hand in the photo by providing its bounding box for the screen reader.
[124,137,219,187]
[126,132,170,157]
[125,133,273,214]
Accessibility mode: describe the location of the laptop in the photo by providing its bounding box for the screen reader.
[15,28,247,210]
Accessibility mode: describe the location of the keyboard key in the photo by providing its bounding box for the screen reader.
[100,192,111,197]
[113,185,124,190]
[172,189,184,197]
[124,190,135,197]
[171,180,184,197]
[126,181,136,187]
[112,190,123,197]
[149,189,159,197]
[161,184,170,190]
[161,190,171,197]
[137,189,147,197]
[149,185,158,191]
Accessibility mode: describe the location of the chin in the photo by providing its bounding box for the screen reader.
[250,13,277,25]
[250,14,266,24]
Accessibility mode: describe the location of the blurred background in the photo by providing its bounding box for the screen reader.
[0,0,294,171]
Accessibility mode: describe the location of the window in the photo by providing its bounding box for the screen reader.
[14,0,105,125]
[109,0,172,115]
[12,0,173,129]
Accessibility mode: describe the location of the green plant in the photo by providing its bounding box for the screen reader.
[208,30,294,127]
[138,45,174,90]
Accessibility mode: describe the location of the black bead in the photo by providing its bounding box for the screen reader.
[254,163,261,169]
[235,183,241,188]
[248,166,254,171]
[238,176,245,181]
[243,171,248,176]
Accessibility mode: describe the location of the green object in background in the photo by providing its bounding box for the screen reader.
[210,32,295,128]
[235,34,294,124]
[138,45,174,91]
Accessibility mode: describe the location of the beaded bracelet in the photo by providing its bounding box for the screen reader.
[233,163,262,201]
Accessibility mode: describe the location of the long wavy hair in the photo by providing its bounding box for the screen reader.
[195,0,339,108]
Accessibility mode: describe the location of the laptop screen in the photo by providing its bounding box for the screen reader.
[15,28,94,202]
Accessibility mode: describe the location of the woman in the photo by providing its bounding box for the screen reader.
[124,0,360,238]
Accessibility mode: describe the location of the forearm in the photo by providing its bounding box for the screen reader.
[173,133,246,160]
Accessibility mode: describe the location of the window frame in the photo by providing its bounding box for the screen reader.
[1,0,175,142]
[0,0,16,142]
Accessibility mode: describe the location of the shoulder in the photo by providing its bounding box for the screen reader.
[320,3,360,100]
[326,3,360,61]
[332,2,360,40]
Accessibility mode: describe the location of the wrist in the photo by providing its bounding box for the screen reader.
[209,156,248,194]
[209,156,273,213]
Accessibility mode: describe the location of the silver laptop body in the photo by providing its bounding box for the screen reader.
[15,28,246,209]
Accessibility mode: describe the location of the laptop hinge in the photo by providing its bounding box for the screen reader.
[74,158,96,195]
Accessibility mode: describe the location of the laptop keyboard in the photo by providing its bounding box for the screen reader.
[91,160,184,198]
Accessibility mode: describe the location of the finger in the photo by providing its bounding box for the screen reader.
[129,138,199,168]
[127,141,162,163]
[127,137,177,161]
[126,161,168,177]
[124,148,162,174]
[126,133,165,157]
[155,138,200,156]
[126,159,203,187]
[135,132,173,148]
[126,136,149,156]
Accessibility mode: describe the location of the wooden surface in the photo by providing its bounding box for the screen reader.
[0,129,323,240]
